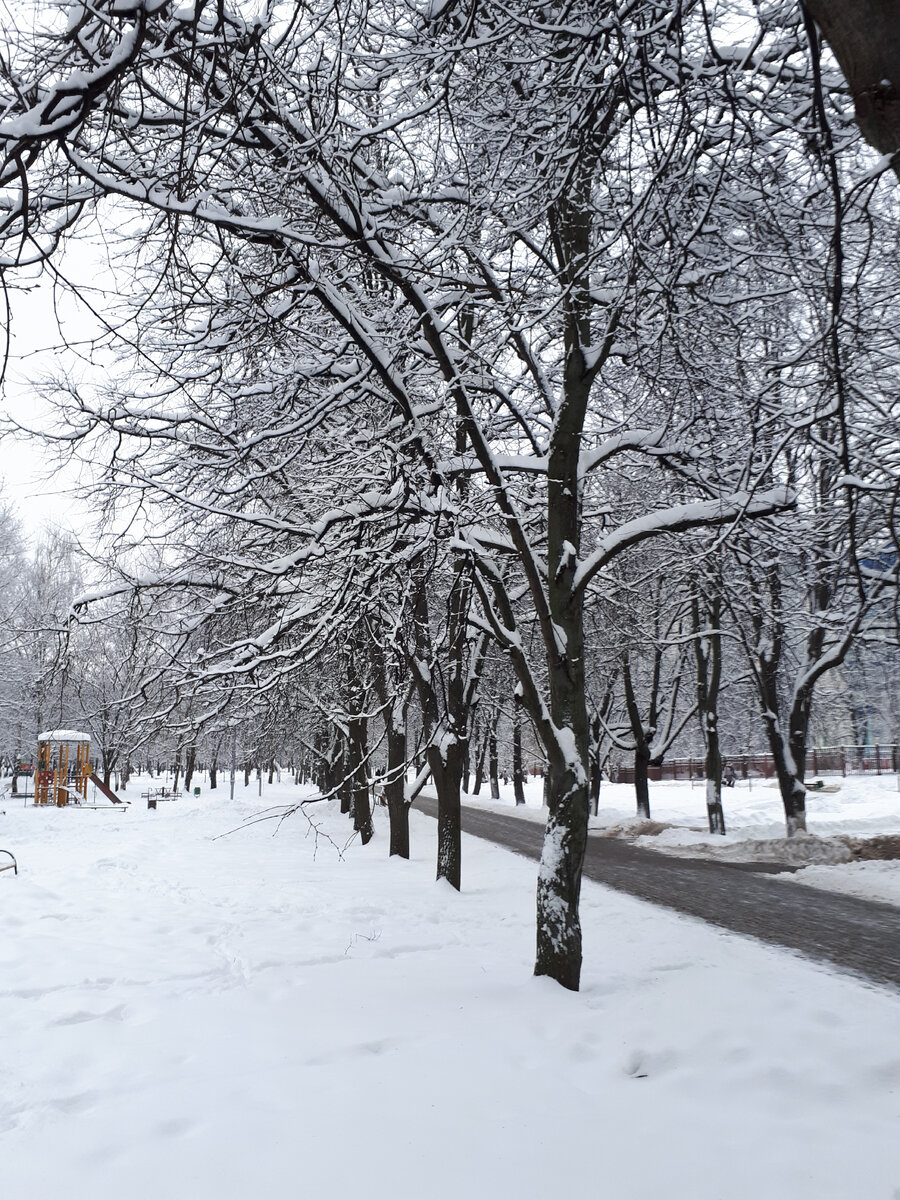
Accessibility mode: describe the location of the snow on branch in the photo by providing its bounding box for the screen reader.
[578,428,688,477]
[574,487,795,594]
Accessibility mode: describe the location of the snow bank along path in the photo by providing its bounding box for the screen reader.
[467,773,900,900]
[2,779,899,1200]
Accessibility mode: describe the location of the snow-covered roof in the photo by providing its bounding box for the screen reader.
[37,729,91,744]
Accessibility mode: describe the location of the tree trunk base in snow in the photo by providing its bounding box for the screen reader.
[387,799,410,859]
[534,778,588,992]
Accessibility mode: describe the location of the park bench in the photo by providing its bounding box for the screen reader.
[0,849,17,876]
[142,787,182,809]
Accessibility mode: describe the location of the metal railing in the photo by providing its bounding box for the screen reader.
[608,745,900,785]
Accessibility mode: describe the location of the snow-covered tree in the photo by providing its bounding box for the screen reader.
[6,0,900,991]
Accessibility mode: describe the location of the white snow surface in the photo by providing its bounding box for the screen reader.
[785,861,900,907]
[36,728,91,743]
[1,775,899,1199]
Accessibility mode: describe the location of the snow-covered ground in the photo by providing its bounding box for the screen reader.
[466,772,900,905]
[1,776,899,1199]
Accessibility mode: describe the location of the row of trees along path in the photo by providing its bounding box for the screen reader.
[0,0,898,991]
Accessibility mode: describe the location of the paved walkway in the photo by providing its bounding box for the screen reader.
[414,797,900,991]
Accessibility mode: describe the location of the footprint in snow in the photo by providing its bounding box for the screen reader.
[52,1003,129,1026]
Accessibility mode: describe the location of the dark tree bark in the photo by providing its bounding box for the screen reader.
[589,715,602,816]
[384,715,410,859]
[530,178,594,992]
[488,718,500,800]
[588,677,615,817]
[338,740,352,815]
[632,743,652,822]
[692,588,725,835]
[411,564,485,891]
[184,745,196,792]
[622,651,653,821]
[347,713,373,845]
[513,705,526,805]
[103,755,117,789]
[753,562,808,836]
[471,726,489,796]
[803,0,900,180]
[427,738,465,888]
[371,632,413,859]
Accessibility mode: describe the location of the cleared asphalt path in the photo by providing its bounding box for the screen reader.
[414,796,900,991]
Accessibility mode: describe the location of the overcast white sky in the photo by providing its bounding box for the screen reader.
[1,232,118,539]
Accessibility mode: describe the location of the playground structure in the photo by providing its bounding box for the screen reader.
[34,730,122,806]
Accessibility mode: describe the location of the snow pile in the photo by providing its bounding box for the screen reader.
[640,828,855,866]
[785,861,900,907]
[466,774,900,904]
[1,777,899,1199]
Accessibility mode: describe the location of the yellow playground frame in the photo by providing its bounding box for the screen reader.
[35,731,92,807]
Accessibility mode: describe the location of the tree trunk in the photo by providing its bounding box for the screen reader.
[589,714,602,816]
[513,708,526,805]
[427,739,465,889]
[488,725,500,799]
[535,673,589,991]
[209,758,217,789]
[692,589,725,834]
[339,740,352,815]
[759,663,808,835]
[385,715,410,859]
[410,565,479,891]
[621,650,656,821]
[184,745,196,792]
[347,713,373,845]
[802,0,900,181]
[758,638,816,835]
[768,724,808,835]
[704,728,725,835]
[472,727,488,796]
[633,745,651,821]
[532,178,593,990]
[387,791,409,859]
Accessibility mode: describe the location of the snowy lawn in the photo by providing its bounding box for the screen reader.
[2,777,899,1200]
[467,773,900,904]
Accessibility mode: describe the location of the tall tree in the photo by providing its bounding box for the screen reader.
[0,0,828,990]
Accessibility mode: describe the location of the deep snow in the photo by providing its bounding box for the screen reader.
[1,776,899,1199]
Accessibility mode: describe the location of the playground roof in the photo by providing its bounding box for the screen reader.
[37,729,90,744]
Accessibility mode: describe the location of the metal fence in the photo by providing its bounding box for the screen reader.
[608,745,900,785]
